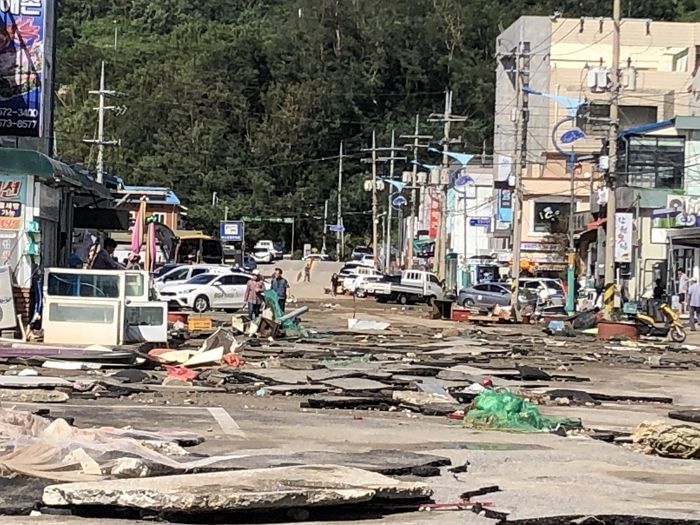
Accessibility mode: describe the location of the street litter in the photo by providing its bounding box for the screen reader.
[631,420,700,459]
[464,390,581,433]
[0,407,245,482]
[348,318,390,330]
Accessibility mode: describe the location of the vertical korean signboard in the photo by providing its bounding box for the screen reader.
[0,0,45,137]
[614,212,633,263]
[428,188,440,238]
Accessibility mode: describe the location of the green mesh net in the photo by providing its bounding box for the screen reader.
[464,390,581,433]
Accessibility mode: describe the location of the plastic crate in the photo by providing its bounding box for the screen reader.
[451,308,470,322]
[188,316,212,332]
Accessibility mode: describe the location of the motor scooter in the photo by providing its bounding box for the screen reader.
[634,300,686,342]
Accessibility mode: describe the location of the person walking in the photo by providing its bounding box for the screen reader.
[678,268,689,313]
[688,277,700,331]
[330,273,339,296]
[244,269,265,320]
[271,267,289,312]
[304,258,312,283]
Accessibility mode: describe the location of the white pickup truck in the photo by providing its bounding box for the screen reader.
[373,270,444,305]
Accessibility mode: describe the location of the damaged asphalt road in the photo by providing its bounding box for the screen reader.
[1,298,700,524]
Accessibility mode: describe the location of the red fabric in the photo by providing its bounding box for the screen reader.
[163,365,198,381]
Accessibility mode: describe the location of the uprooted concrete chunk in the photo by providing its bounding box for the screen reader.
[43,464,433,512]
[632,420,700,459]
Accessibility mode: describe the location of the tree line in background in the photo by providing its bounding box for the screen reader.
[54,0,700,252]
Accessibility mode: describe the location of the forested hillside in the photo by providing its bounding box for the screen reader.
[54,0,700,246]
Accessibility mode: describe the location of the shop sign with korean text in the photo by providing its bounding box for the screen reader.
[0,0,45,137]
[614,212,633,263]
[0,175,25,201]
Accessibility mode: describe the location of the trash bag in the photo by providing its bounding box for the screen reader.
[571,309,599,330]
[464,390,581,433]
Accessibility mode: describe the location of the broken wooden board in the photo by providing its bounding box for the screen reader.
[43,464,433,512]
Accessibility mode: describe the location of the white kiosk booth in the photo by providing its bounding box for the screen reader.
[43,268,167,346]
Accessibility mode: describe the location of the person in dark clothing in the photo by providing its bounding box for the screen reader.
[653,278,665,301]
[330,273,339,296]
[270,267,289,312]
[91,238,123,270]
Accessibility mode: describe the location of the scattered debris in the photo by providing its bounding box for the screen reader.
[42,464,433,516]
[347,318,390,331]
[631,420,700,459]
[464,390,582,433]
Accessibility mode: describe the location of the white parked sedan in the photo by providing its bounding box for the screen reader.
[157,272,254,313]
[154,264,230,292]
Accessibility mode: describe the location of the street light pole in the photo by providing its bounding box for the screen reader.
[551,117,578,313]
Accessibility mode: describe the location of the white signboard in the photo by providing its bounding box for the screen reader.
[614,212,633,263]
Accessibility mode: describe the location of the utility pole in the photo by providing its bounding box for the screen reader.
[428,90,467,279]
[401,115,432,270]
[509,35,530,317]
[371,131,378,260]
[322,199,329,255]
[385,131,397,270]
[363,132,403,266]
[83,61,118,184]
[604,0,621,286]
[376,133,407,271]
[336,142,343,260]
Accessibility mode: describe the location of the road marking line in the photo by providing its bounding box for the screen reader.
[207,406,245,436]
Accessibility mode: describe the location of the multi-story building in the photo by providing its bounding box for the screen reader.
[493,16,700,288]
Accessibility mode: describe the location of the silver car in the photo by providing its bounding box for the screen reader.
[458,283,536,308]
[458,283,511,307]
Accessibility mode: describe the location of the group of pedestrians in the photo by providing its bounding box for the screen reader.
[244,268,290,320]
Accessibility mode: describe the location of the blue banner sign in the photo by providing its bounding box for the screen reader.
[220,221,244,242]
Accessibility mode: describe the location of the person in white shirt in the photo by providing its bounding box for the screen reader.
[678,268,689,313]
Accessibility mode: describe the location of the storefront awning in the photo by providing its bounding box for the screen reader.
[0,148,112,200]
[0,148,75,179]
[666,227,700,248]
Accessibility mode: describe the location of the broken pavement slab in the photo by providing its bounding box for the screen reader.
[321,377,391,391]
[43,464,433,512]
[0,376,74,388]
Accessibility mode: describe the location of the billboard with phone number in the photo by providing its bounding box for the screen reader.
[0,0,45,137]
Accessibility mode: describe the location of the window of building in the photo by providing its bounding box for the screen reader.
[621,135,685,189]
[532,202,570,234]
[619,106,658,128]
[579,104,658,135]
[673,48,689,72]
